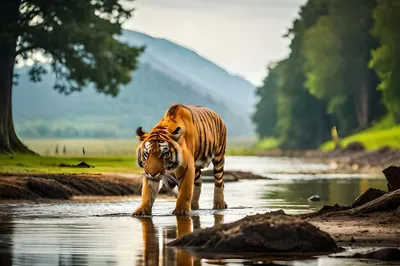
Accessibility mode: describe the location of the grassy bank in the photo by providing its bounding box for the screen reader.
[321,116,400,151]
[0,154,140,174]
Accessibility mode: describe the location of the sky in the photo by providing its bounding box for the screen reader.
[122,0,307,87]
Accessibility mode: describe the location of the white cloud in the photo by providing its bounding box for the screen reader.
[122,0,306,86]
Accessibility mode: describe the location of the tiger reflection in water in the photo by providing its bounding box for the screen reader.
[136,214,224,266]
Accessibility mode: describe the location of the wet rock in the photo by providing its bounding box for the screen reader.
[344,142,365,152]
[59,161,95,168]
[308,195,321,202]
[351,188,387,208]
[167,213,340,254]
[382,165,400,192]
[352,248,400,261]
[201,170,269,181]
[299,203,351,219]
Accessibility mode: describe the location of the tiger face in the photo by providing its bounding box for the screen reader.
[135,126,184,179]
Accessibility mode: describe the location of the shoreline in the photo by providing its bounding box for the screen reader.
[255,146,400,175]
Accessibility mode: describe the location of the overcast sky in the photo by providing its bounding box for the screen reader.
[122,0,307,86]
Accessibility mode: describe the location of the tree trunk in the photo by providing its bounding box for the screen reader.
[353,83,369,129]
[0,0,35,154]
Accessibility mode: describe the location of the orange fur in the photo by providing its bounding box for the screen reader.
[132,104,228,216]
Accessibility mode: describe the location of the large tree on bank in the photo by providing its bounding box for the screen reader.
[0,0,144,154]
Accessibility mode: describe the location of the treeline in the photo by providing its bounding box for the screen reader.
[16,123,117,138]
[252,0,400,149]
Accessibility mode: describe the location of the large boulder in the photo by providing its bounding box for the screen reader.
[167,213,340,254]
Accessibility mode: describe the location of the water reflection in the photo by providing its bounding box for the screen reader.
[264,178,387,210]
[0,210,13,266]
[0,173,389,266]
[135,214,227,266]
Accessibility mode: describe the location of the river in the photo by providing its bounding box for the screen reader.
[0,156,389,266]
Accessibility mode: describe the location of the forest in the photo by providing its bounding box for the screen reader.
[252,0,400,149]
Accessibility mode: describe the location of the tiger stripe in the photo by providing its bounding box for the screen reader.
[132,104,228,216]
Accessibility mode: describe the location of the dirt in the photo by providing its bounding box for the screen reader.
[0,168,272,200]
[167,212,341,255]
[306,212,400,248]
[0,172,142,200]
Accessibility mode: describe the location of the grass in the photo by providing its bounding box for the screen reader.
[0,154,140,174]
[0,136,261,174]
[321,115,400,151]
[253,137,281,151]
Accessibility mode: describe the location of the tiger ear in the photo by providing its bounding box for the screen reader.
[171,127,182,140]
[135,126,148,142]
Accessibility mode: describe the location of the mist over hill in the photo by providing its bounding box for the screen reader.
[13,30,256,139]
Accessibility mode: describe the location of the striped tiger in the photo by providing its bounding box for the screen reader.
[132,104,228,216]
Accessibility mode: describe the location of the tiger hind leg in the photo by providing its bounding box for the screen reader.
[212,153,228,209]
[191,168,202,210]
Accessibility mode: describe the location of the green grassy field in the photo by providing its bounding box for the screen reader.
[0,136,261,174]
[321,116,400,151]
[0,154,140,174]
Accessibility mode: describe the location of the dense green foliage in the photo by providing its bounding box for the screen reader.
[14,0,144,96]
[253,0,399,149]
[0,0,143,154]
[369,0,400,122]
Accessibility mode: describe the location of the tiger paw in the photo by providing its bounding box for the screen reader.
[172,208,191,216]
[131,206,151,216]
[213,201,228,210]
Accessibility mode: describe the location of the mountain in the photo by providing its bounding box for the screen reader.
[12,30,256,139]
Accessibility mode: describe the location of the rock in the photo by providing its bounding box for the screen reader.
[167,213,340,254]
[352,248,400,261]
[201,170,268,181]
[351,188,387,208]
[300,203,351,219]
[382,165,400,192]
[347,189,400,215]
[344,142,365,152]
[308,195,321,202]
[59,161,95,168]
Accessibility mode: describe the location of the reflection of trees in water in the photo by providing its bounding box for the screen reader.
[262,178,387,207]
[137,214,224,266]
[0,208,13,266]
[4,219,118,266]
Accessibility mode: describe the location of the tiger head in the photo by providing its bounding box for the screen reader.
[135,126,184,179]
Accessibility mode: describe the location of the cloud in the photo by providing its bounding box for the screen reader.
[122,0,306,85]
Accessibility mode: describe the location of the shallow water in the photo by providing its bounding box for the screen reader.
[0,156,391,266]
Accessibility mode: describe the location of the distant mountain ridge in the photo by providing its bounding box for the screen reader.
[13,30,256,138]
[119,30,257,114]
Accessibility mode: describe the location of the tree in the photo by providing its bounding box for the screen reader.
[0,0,144,154]
[275,0,332,149]
[251,61,282,138]
[303,0,384,133]
[369,0,400,122]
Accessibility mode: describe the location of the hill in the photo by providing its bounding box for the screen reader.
[12,30,256,138]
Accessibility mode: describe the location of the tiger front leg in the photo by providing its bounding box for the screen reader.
[173,163,195,216]
[132,177,160,216]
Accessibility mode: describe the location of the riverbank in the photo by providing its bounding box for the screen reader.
[256,145,400,175]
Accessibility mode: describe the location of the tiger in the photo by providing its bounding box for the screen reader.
[132,103,228,216]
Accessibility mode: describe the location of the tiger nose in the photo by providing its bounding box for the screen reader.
[145,172,162,180]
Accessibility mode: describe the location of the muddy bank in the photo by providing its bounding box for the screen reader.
[0,168,266,200]
[201,170,270,181]
[257,144,400,174]
[168,212,341,255]
[0,172,142,200]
